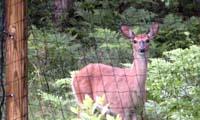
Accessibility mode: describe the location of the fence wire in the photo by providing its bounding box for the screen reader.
[1,0,200,120]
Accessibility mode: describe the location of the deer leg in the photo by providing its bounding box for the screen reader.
[131,113,137,120]
[140,108,146,120]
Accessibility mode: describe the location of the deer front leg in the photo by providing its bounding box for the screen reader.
[131,114,137,120]
[124,108,137,120]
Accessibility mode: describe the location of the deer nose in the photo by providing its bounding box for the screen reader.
[139,41,145,52]
[139,49,145,52]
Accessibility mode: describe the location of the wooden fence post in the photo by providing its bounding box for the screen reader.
[5,0,28,120]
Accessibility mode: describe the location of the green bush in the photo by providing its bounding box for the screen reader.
[146,45,200,120]
[153,15,200,57]
[71,95,121,120]
[28,26,80,119]
[28,26,80,82]
[80,27,131,67]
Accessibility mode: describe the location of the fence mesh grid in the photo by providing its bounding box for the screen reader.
[1,0,200,120]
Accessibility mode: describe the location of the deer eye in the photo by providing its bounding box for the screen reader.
[146,40,150,43]
[133,40,137,44]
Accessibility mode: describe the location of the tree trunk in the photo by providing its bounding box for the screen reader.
[54,0,74,26]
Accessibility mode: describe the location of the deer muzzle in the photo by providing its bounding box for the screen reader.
[138,41,146,53]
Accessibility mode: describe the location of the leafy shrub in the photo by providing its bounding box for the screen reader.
[150,14,200,57]
[79,28,131,67]
[28,26,80,83]
[146,45,200,120]
[71,95,121,120]
[29,77,76,120]
[122,7,156,25]
[28,26,80,119]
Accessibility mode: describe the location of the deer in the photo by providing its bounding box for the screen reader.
[72,22,159,120]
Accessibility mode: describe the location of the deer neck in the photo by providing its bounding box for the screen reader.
[131,52,148,90]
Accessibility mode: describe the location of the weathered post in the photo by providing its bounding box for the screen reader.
[5,0,28,120]
[0,0,5,119]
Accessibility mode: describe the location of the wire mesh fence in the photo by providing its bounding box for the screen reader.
[1,0,200,120]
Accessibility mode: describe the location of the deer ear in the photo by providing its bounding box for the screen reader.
[147,22,159,39]
[120,25,135,39]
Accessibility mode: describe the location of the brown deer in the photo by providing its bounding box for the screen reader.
[72,23,159,120]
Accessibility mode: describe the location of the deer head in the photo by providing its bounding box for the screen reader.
[120,23,159,57]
